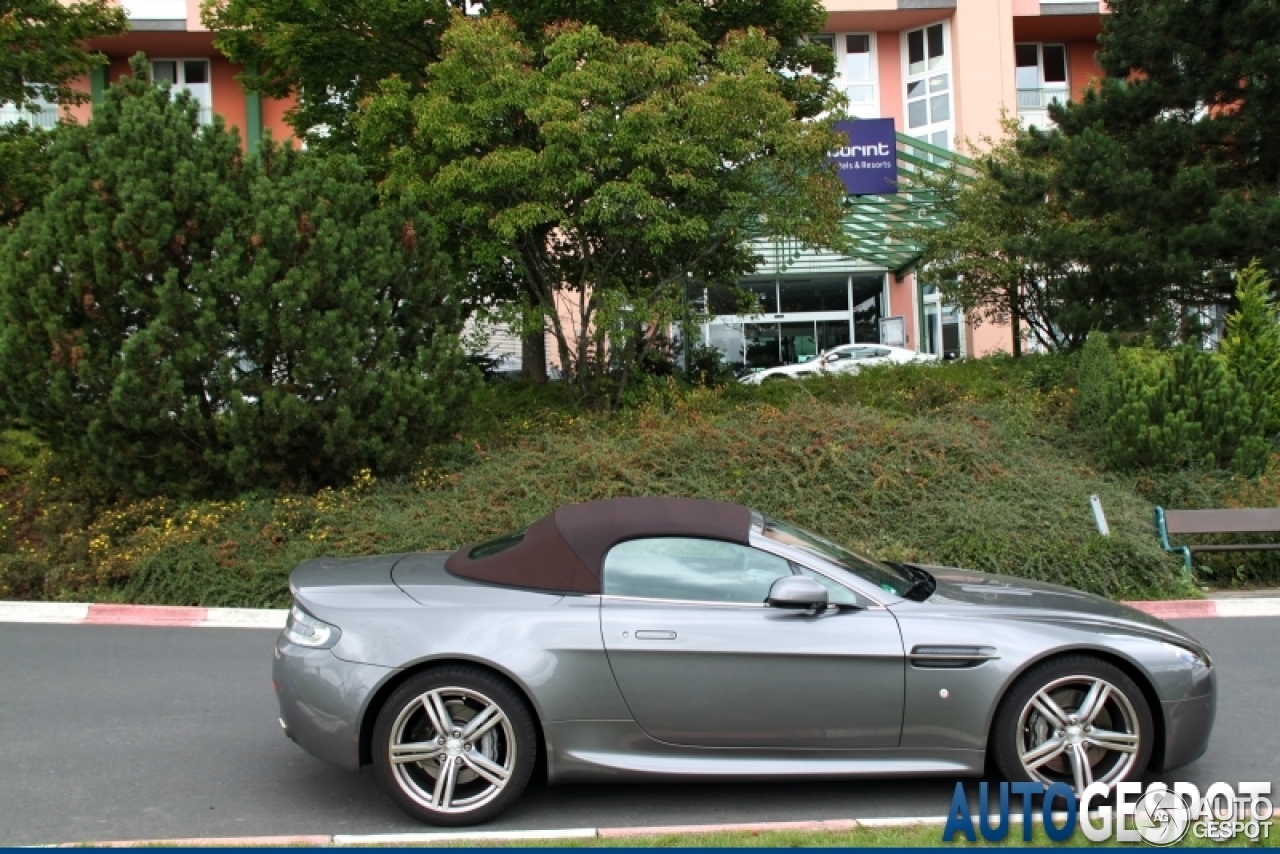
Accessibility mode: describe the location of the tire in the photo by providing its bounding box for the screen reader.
[371,665,538,826]
[990,655,1154,794]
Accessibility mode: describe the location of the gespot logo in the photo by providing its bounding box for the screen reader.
[942,781,1273,845]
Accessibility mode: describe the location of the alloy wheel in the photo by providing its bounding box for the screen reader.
[388,686,517,814]
[1016,674,1142,791]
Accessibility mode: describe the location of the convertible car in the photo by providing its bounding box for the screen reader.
[273,497,1215,826]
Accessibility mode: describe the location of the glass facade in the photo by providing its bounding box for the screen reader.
[706,274,887,368]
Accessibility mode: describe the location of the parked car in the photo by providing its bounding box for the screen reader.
[737,344,937,385]
[273,497,1215,826]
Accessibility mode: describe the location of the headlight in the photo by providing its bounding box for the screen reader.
[283,603,341,649]
[1163,641,1210,669]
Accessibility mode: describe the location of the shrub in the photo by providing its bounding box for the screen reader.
[1220,261,1280,435]
[1074,331,1118,433]
[1106,346,1269,475]
[0,57,474,496]
[0,367,1193,606]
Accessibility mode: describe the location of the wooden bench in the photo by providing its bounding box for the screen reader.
[1154,506,1280,570]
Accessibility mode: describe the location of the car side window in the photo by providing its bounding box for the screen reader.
[603,538,792,604]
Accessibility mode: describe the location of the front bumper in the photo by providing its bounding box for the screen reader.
[273,635,396,771]
[1158,665,1217,772]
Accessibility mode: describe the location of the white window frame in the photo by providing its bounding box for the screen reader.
[151,58,213,125]
[807,33,880,118]
[901,21,954,151]
[1015,42,1070,125]
[0,93,58,129]
[921,283,966,360]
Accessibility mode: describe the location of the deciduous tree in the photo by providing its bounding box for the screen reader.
[0,0,127,108]
[361,14,847,403]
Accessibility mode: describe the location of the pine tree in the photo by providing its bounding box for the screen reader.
[196,144,475,489]
[1021,0,1280,314]
[1220,261,1280,435]
[1074,332,1119,433]
[1106,346,1269,475]
[0,56,474,495]
[0,56,248,494]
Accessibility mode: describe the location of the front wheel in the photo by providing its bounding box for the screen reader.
[371,666,538,826]
[991,656,1154,793]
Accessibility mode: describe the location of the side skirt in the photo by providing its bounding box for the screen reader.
[543,721,985,784]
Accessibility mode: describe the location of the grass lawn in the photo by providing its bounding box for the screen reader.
[441,824,1278,848]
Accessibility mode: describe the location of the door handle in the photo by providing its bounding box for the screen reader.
[634,630,677,640]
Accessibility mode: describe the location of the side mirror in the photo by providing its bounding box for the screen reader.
[766,576,828,610]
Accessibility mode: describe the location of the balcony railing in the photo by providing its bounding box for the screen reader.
[0,103,59,129]
[1016,87,1069,110]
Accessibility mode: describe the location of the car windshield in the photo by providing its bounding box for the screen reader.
[761,517,913,598]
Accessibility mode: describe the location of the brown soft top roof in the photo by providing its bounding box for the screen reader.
[444,497,753,594]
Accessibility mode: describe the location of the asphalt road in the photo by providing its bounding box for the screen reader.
[1,617,1276,846]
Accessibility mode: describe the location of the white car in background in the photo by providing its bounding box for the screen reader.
[738,344,937,385]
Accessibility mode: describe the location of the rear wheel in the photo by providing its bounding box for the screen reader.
[371,666,537,826]
[991,656,1153,793]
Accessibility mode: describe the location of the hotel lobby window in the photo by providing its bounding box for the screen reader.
[779,277,849,313]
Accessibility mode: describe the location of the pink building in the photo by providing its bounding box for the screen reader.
[706,0,1106,370]
[2,0,296,150]
[5,0,1108,370]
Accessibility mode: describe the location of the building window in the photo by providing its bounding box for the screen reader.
[1016,43,1068,130]
[903,23,952,150]
[921,283,964,360]
[0,94,58,129]
[705,274,888,368]
[152,59,212,125]
[808,33,879,118]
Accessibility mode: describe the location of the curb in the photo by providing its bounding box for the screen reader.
[45,807,1280,847]
[2,597,1277,629]
[0,601,288,629]
[44,818,950,848]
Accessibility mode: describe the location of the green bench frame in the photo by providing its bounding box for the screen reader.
[1154,506,1280,571]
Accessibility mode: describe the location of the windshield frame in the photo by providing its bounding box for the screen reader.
[750,513,913,601]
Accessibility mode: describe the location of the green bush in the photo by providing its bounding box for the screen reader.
[1221,261,1280,435]
[0,57,474,496]
[0,367,1193,606]
[1074,331,1118,433]
[1105,346,1269,475]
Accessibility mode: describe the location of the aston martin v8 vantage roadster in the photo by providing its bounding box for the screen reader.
[273,497,1216,826]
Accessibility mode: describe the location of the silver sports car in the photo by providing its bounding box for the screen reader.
[273,497,1216,826]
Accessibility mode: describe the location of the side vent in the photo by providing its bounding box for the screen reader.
[909,645,999,669]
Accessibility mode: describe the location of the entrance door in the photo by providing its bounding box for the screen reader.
[600,537,905,749]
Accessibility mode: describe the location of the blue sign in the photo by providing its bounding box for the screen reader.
[830,118,898,195]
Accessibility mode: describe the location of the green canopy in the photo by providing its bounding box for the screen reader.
[763,132,973,275]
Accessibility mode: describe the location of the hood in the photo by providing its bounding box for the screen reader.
[901,565,1206,650]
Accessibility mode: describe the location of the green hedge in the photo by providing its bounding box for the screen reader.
[0,364,1194,605]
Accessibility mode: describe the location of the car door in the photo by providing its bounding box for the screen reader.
[599,537,905,749]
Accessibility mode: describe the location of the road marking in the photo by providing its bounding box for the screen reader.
[201,607,289,629]
[57,835,332,848]
[0,601,88,623]
[1127,600,1220,619]
[333,828,598,845]
[84,604,207,627]
[1213,598,1280,618]
[598,818,857,837]
[3,597,1277,628]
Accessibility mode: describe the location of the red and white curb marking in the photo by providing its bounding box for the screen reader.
[1,597,1276,629]
[41,819,919,847]
[44,808,1280,847]
[1127,598,1280,619]
[0,601,287,629]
